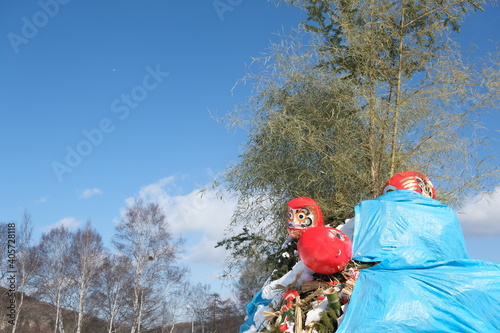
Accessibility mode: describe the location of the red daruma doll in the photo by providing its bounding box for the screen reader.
[382,170,436,199]
[298,227,352,275]
[288,197,352,274]
[287,197,325,240]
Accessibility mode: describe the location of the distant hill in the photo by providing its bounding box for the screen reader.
[0,287,244,333]
[0,286,115,333]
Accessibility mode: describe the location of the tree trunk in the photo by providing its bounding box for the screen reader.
[389,4,406,177]
[107,317,114,333]
[54,293,60,333]
[108,284,122,333]
[11,292,23,333]
[136,291,144,333]
[57,307,65,333]
[130,287,140,333]
[108,302,116,333]
[368,78,378,198]
[76,281,87,333]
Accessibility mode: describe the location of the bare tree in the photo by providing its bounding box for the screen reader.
[95,253,134,333]
[185,284,243,333]
[153,280,193,333]
[34,226,74,333]
[67,221,105,333]
[190,283,213,333]
[112,199,185,333]
[11,211,40,333]
[206,293,242,333]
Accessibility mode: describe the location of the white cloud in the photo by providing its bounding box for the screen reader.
[124,177,238,266]
[79,188,102,199]
[43,217,82,232]
[128,177,175,205]
[457,186,500,236]
[36,196,48,204]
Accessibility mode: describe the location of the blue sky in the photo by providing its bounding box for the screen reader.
[1,1,499,297]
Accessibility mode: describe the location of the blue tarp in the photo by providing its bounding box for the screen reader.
[337,190,500,332]
[239,290,268,333]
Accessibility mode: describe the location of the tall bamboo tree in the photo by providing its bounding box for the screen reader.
[286,0,498,199]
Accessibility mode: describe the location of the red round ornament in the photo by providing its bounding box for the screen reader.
[297,227,352,275]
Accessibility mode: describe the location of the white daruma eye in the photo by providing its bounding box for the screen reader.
[297,208,310,221]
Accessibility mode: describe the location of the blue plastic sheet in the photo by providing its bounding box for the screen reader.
[337,190,500,332]
[239,290,269,333]
[351,190,470,264]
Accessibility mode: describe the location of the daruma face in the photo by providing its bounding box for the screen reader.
[288,207,317,238]
[287,197,324,239]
